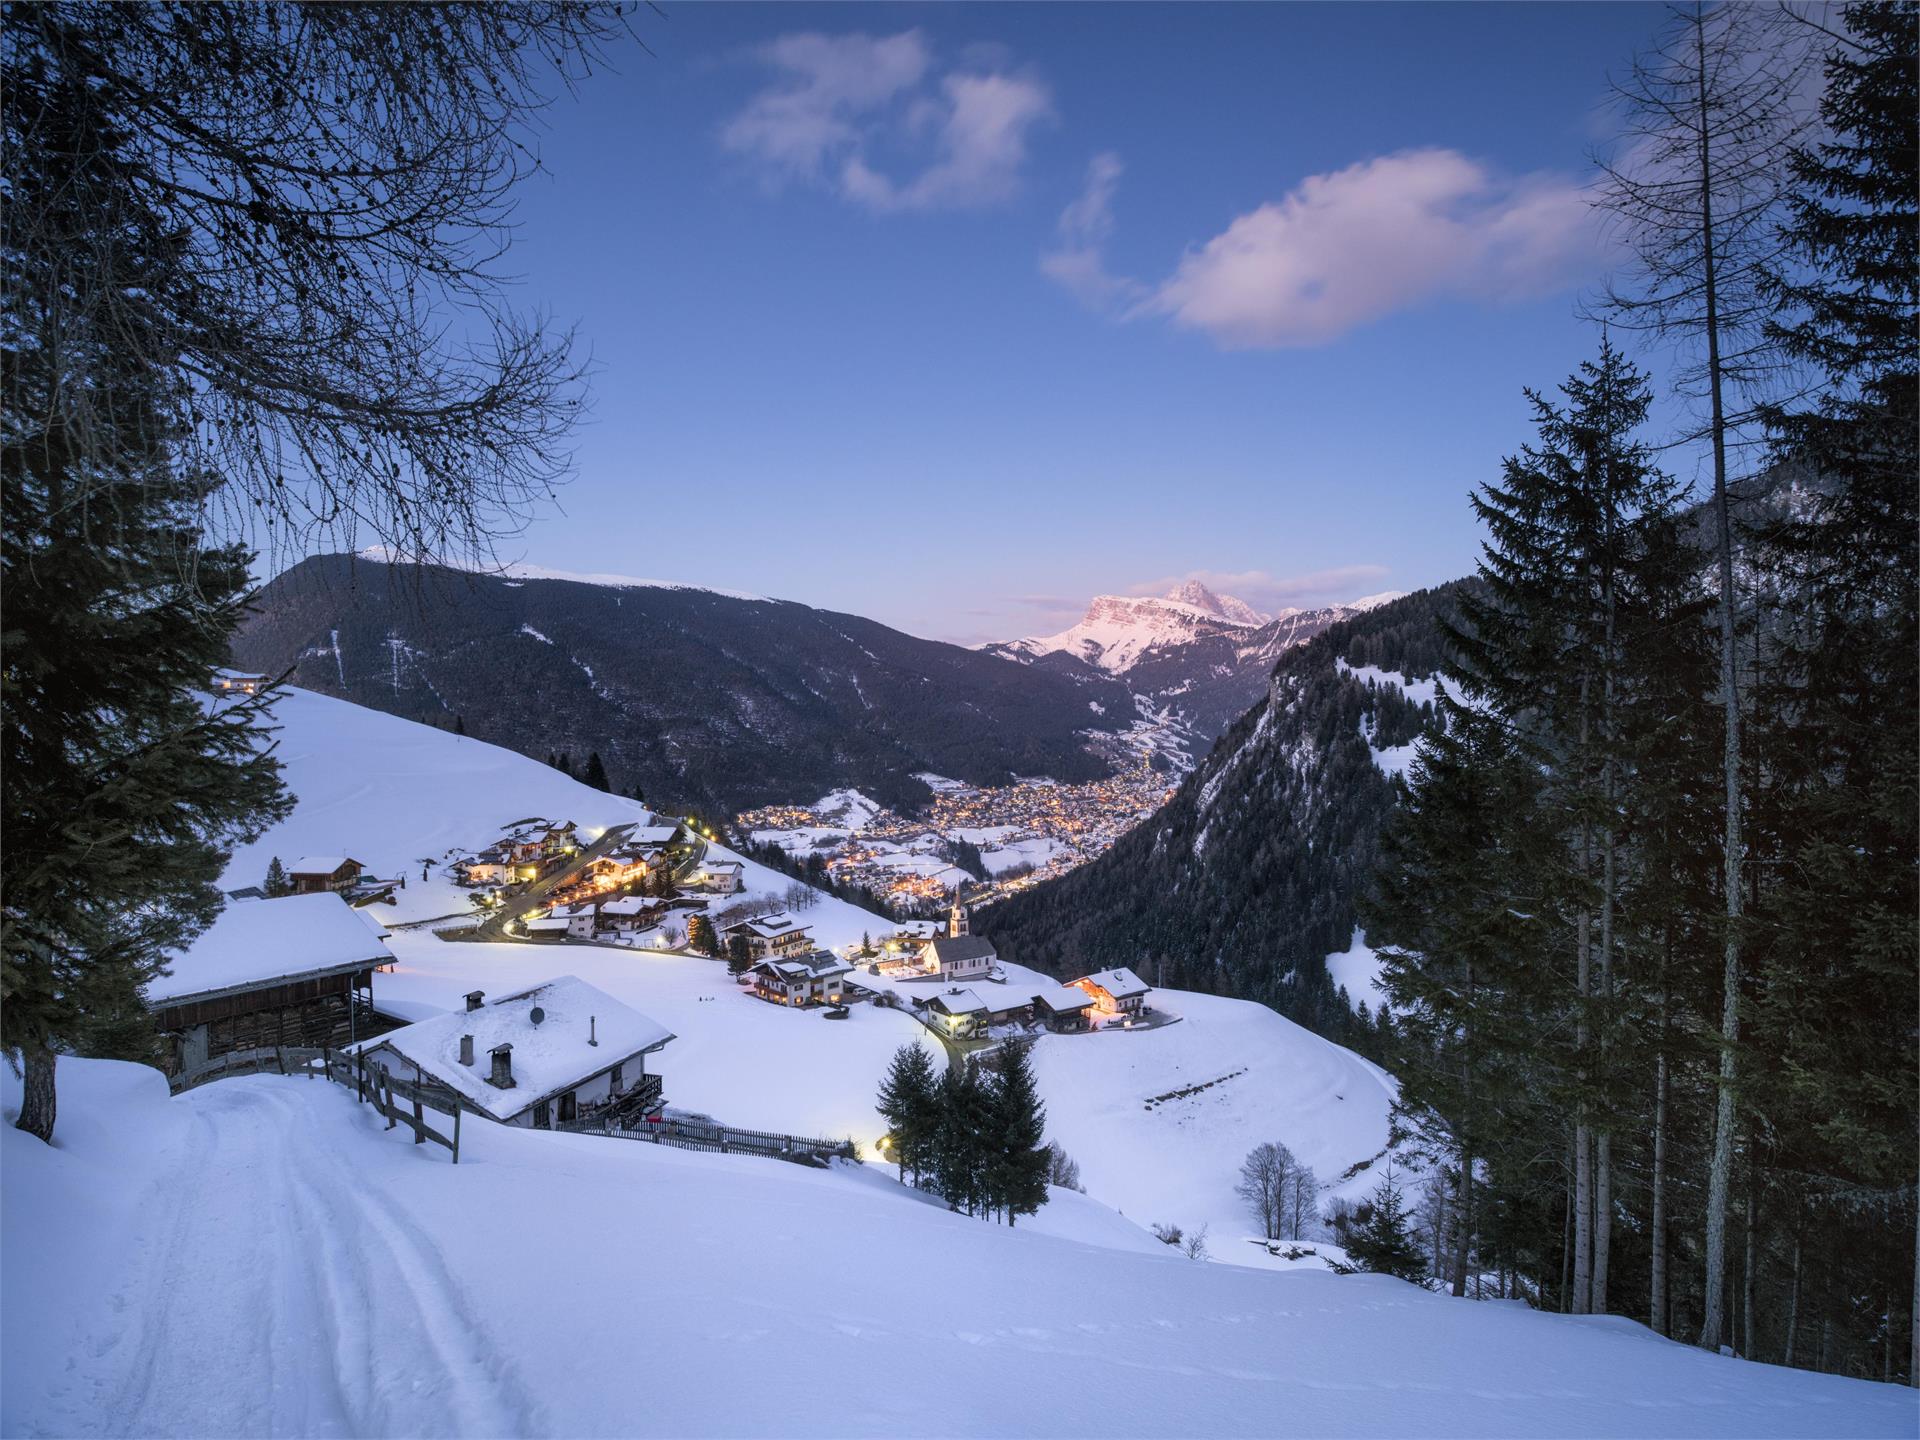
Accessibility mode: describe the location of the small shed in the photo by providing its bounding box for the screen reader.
[148,893,395,1076]
[1032,983,1096,1033]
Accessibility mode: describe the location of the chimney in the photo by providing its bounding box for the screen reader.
[465,990,485,1012]
[589,1015,598,1047]
[488,1043,515,1089]
[459,1034,475,1067]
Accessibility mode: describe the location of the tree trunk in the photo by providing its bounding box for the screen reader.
[13,1042,56,1143]
[1695,1,1746,1357]
[1452,1154,1473,1298]
[1742,1178,1758,1358]
[1574,813,1594,1314]
[1651,955,1671,1336]
[1784,1223,1802,1367]
[1559,1146,1575,1313]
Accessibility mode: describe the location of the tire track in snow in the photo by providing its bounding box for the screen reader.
[51,1079,538,1437]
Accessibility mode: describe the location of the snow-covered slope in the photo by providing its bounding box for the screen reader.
[6,1059,1912,1440]
[216,686,1398,1242]
[220,686,891,938]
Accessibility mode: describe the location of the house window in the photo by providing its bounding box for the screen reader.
[559,1091,577,1124]
[534,1100,551,1129]
[611,1063,624,1093]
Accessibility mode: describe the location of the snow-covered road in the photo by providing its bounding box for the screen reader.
[35,1081,538,1438]
[8,1061,1916,1439]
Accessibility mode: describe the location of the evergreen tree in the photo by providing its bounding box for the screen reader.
[726,933,754,976]
[686,913,719,958]
[1346,1163,1428,1284]
[582,751,611,793]
[263,857,292,899]
[986,1041,1050,1226]
[2,62,291,1140]
[932,1058,992,1214]
[876,1043,939,1185]
[1749,0,1919,1378]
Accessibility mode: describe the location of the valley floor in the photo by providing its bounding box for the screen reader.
[5,1060,1914,1439]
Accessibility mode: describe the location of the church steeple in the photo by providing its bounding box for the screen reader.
[949,896,970,938]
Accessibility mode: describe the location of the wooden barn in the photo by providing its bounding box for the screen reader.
[147,893,396,1078]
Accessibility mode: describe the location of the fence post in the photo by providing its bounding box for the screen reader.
[412,1090,425,1145]
[383,1069,396,1130]
[276,1046,286,1076]
[453,1104,461,1165]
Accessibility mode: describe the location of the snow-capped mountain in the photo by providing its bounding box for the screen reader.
[999,583,1271,674]
[987,583,1398,744]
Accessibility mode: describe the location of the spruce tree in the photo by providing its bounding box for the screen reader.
[1347,1163,1428,1284]
[876,1043,939,1185]
[726,933,754,977]
[987,1041,1051,1226]
[686,913,718,958]
[264,857,292,899]
[582,751,611,793]
[2,64,291,1140]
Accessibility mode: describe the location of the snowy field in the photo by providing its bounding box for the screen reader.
[5,1059,1913,1440]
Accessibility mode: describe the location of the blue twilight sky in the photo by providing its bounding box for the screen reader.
[481,1,1682,644]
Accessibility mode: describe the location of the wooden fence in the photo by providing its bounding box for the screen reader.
[171,1044,463,1163]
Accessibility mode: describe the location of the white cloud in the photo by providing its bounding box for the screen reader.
[1128,565,1393,613]
[722,32,1050,213]
[1142,149,1602,348]
[1039,151,1142,309]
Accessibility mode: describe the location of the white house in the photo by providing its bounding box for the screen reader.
[919,934,997,982]
[723,912,813,960]
[748,950,853,1007]
[918,988,991,1039]
[359,977,674,1130]
[695,860,744,895]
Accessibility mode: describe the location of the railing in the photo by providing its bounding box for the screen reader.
[171,1044,463,1163]
[560,1110,856,1166]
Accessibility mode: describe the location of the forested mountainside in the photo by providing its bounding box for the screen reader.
[234,554,1138,815]
[981,585,1466,1046]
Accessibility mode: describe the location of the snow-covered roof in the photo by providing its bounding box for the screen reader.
[924,989,989,1017]
[755,951,853,981]
[627,825,682,846]
[725,912,810,940]
[701,860,743,873]
[368,977,674,1122]
[525,916,572,933]
[601,896,649,917]
[1032,983,1095,1013]
[148,894,394,1006]
[1077,967,1150,999]
[289,856,359,876]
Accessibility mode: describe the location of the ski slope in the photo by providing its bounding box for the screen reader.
[5,1060,1912,1440]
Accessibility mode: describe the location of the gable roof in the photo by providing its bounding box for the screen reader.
[923,988,989,1017]
[1077,967,1150,999]
[753,950,853,982]
[148,893,394,1007]
[289,856,360,876]
[926,935,997,966]
[1032,983,1095,1014]
[368,976,674,1122]
[724,912,811,940]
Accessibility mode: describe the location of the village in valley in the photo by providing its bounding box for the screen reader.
[735,718,1188,910]
[152,797,1168,1161]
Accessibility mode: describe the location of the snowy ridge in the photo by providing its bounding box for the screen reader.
[355,546,768,603]
[1002,585,1270,674]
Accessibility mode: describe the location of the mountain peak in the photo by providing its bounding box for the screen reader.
[1162,582,1269,627]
